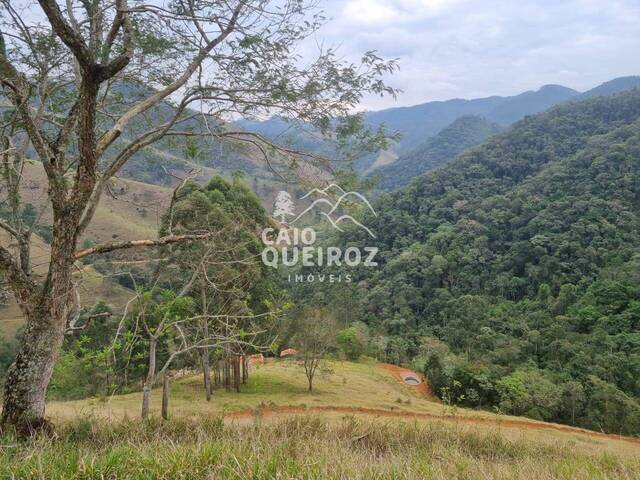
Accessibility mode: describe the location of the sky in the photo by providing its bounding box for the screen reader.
[310,0,640,110]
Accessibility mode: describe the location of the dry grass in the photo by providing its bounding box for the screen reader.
[46,360,640,459]
[1,415,638,479]
[366,149,399,173]
[48,360,449,420]
[0,231,134,338]
[17,161,171,244]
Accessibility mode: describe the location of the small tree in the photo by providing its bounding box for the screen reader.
[292,308,336,392]
[118,289,264,419]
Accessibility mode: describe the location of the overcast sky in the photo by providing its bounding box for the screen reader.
[312,0,640,110]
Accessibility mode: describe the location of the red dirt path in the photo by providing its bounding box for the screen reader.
[222,362,640,446]
[225,404,640,446]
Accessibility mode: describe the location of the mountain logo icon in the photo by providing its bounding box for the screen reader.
[273,184,377,238]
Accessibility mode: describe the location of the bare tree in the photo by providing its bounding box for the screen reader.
[0,0,396,434]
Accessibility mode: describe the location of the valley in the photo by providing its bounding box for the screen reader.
[0,2,639,474]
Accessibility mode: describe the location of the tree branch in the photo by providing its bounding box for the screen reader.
[74,233,215,260]
[0,245,35,305]
[37,0,93,68]
[94,1,245,158]
[77,106,191,236]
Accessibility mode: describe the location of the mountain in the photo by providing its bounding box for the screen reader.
[298,90,640,434]
[0,80,294,200]
[363,77,640,186]
[362,84,579,156]
[204,77,639,179]
[362,96,504,155]
[579,76,640,99]
[12,75,627,206]
[370,115,502,190]
[484,84,578,125]
[234,84,579,175]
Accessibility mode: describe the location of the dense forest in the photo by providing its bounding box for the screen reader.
[294,90,640,435]
[372,115,502,190]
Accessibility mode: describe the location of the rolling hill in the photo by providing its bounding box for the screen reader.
[25,76,634,198]
[362,84,579,156]
[0,162,173,338]
[579,75,640,99]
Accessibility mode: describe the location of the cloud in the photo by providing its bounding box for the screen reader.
[342,0,401,25]
[310,0,640,110]
[341,0,459,25]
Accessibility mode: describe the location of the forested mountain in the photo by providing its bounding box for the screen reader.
[234,83,583,175]
[370,115,502,190]
[298,90,640,434]
[485,84,578,125]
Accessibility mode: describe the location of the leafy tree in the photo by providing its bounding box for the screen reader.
[336,323,369,361]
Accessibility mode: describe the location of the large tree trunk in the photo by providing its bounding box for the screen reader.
[1,240,74,436]
[1,306,66,436]
[141,339,157,419]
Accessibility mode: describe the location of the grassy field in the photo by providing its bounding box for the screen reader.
[0,232,134,338]
[11,359,632,479]
[49,360,443,420]
[2,415,639,480]
[17,161,171,244]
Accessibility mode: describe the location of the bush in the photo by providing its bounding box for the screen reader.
[336,324,368,361]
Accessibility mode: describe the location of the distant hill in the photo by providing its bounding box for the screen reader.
[125,76,638,184]
[362,77,639,183]
[228,85,580,175]
[362,84,579,156]
[484,84,578,125]
[579,76,640,99]
[0,80,293,201]
[370,115,502,190]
